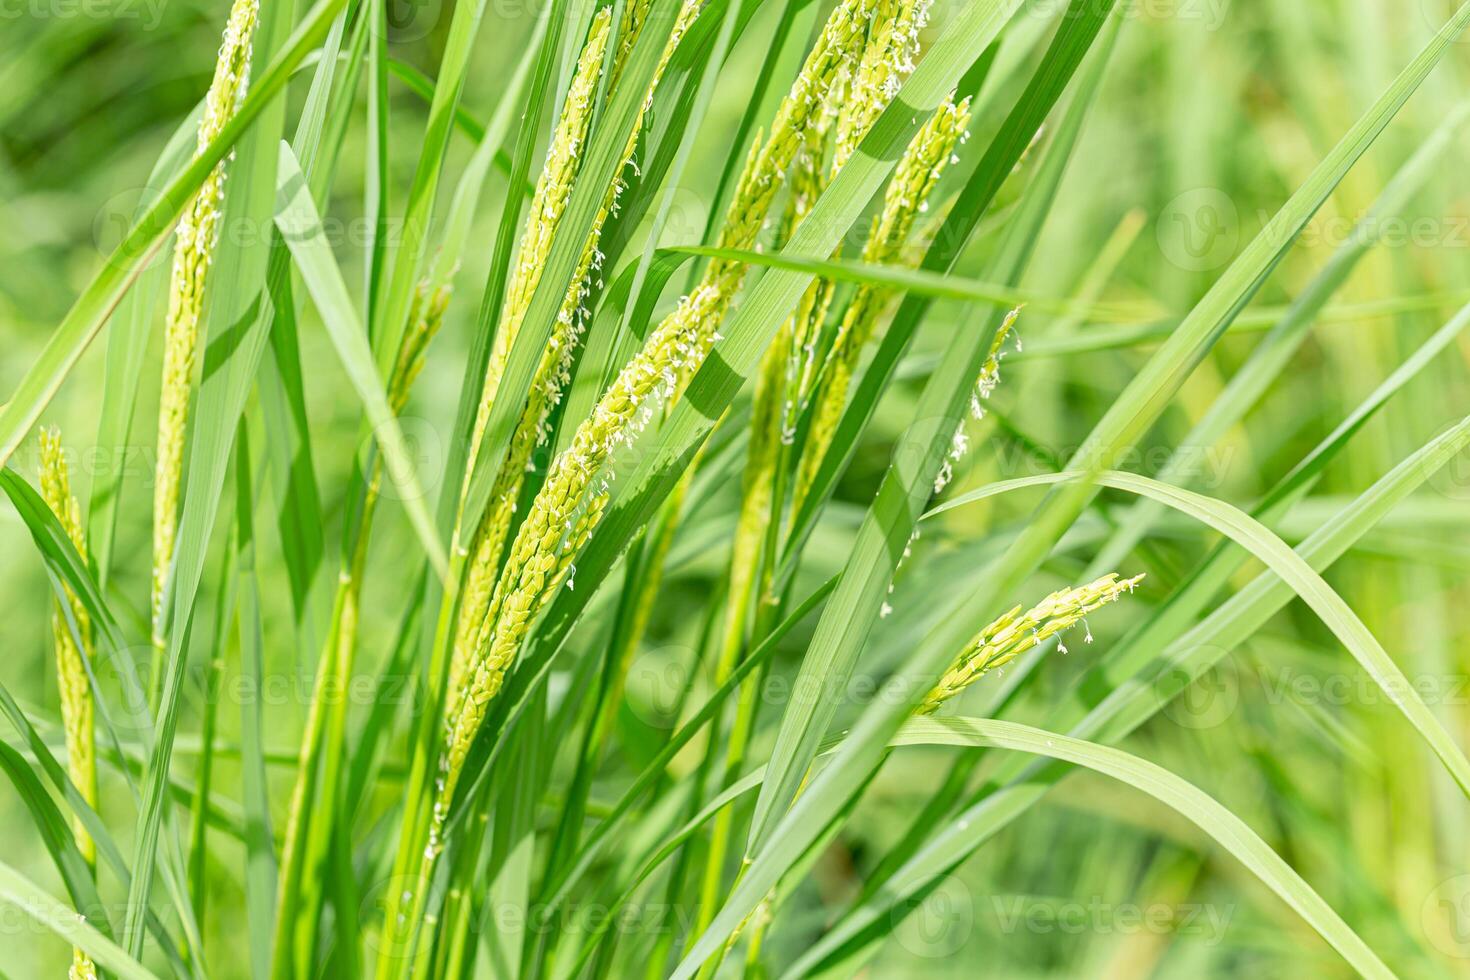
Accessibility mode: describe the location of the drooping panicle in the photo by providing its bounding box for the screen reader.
[921,573,1144,713]
[437,0,881,828]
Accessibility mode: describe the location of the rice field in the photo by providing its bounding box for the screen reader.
[3,0,1470,976]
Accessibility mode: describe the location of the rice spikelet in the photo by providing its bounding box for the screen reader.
[446,1,700,722]
[435,0,879,835]
[781,0,929,416]
[921,573,1144,713]
[39,429,99,980]
[462,8,613,493]
[151,0,260,657]
[793,95,971,510]
[390,279,452,417]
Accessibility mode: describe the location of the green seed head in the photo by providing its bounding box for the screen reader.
[38,429,98,980]
[446,2,700,727]
[467,8,614,483]
[922,573,1145,713]
[152,0,261,647]
[437,0,881,831]
[794,94,972,509]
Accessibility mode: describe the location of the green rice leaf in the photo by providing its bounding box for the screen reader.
[0,0,349,471]
[273,142,449,578]
[790,417,1470,975]
[926,469,1470,794]
[0,858,160,980]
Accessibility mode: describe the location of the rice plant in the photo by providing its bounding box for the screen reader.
[3,0,1470,977]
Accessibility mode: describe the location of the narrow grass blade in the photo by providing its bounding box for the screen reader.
[0,740,112,937]
[87,108,200,585]
[427,13,548,292]
[233,429,278,980]
[1089,97,1470,573]
[0,858,160,980]
[888,717,1393,979]
[273,143,448,577]
[253,0,361,650]
[927,470,1470,793]
[0,0,348,470]
[669,244,1131,316]
[385,57,523,185]
[577,716,1395,980]
[790,419,1470,975]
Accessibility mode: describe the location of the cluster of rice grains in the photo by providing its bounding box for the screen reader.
[351,0,1135,970]
[435,0,887,839]
[38,430,99,980]
[150,0,261,673]
[922,573,1145,713]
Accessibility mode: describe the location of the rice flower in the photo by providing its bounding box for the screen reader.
[834,0,929,169]
[462,8,613,493]
[372,276,452,508]
[611,0,655,90]
[39,429,98,980]
[151,0,260,653]
[446,1,700,719]
[780,0,927,412]
[921,573,1144,713]
[390,279,452,417]
[793,95,971,510]
[933,304,1019,496]
[446,12,612,710]
[436,0,879,824]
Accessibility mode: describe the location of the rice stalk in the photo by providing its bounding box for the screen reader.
[689,95,968,972]
[38,429,98,980]
[149,0,261,695]
[268,278,450,978]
